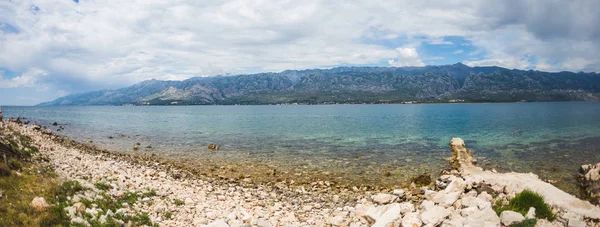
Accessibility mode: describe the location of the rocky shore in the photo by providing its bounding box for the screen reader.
[1,120,600,226]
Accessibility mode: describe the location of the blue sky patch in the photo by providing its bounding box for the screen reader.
[0,23,19,34]
[0,67,21,79]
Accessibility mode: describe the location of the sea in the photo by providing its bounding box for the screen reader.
[3,102,600,194]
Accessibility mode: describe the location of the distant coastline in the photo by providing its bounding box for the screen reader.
[37,63,600,106]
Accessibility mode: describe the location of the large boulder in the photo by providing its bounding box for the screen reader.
[578,163,600,204]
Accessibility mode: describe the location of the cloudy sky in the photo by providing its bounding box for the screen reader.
[0,0,599,105]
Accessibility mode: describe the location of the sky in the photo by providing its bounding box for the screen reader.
[0,0,599,105]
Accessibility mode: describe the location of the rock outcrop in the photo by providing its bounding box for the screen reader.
[451,138,600,220]
[579,163,600,204]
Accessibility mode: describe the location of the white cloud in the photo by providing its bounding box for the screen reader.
[388,48,425,67]
[428,37,454,45]
[0,0,597,100]
[0,68,47,88]
[463,57,531,70]
[452,50,464,54]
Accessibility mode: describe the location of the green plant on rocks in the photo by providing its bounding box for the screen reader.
[173,199,185,206]
[95,182,111,191]
[164,210,173,219]
[510,219,537,227]
[494,190,556,221]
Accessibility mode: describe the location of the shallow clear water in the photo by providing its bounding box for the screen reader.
[4,103,600,192]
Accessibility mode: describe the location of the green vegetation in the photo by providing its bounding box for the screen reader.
[0,127,161,227]
[95,182,111,191]
[0,168,83,226]
[510,219,537,227]
[173,198,185,206]
[164,210,172,219]
[142,189,157,197]
[494,190,556,221]
[0,130,74,226]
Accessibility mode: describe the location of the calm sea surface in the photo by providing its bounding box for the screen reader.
[4,103,600,193]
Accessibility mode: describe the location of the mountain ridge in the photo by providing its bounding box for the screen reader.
[37,63,600,106]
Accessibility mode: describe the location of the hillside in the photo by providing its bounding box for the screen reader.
[37,63,600,106]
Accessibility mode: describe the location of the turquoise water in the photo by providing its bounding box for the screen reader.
[4,103,600,191]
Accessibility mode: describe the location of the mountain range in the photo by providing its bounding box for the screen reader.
[37,63,600,106]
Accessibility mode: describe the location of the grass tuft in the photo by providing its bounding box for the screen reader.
[510,219,537,227]
[494,190,556,221]
[95,182,111,191]
[173,198,185,206]
[164,210,173,219]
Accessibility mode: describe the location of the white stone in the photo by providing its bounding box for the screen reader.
[99,214,108,223]
[206,219,230,227]
[465,207,500,227]
[329,215,345,226]
[392,189,405,197]
[302,205,313,212]
[256,219,271,227]
[363,203,402,227]
[568,219,587,227]
[500,210,525,226]
[525,207,536,219]
[420,205,450,226]
[401,212,422,227]
[442,211,466,227]
[71,217,89,225]
[398,202,414,214]
[420,200,435,211]
[477,191,493,202]
[461,207,479,217]
[450,138,465,147]
[64,206,76,219]
[434,191,461,208]
[372,193,396,204]
[85,208,99,216]
[444,178,466,193]
[31,197,49,210]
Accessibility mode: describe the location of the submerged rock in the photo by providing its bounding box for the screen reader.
[208,143,219,150]
[411,173,432,187]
